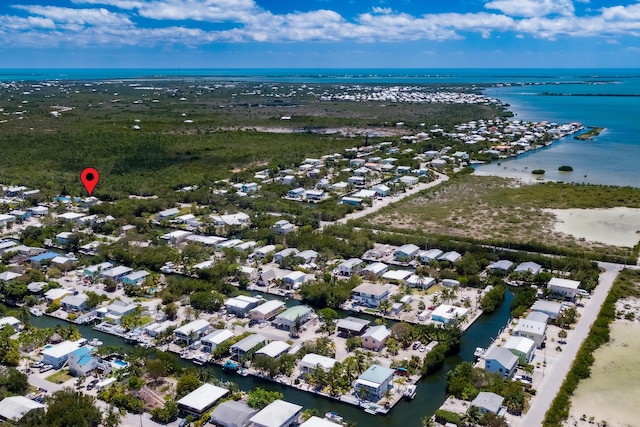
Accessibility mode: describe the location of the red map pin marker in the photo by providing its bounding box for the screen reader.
[80,167,100,195]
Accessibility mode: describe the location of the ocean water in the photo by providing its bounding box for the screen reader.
[2,68,638,187]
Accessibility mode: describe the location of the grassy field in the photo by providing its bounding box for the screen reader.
[361,173,640,257]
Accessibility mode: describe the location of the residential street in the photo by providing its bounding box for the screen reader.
[518,262,628,426]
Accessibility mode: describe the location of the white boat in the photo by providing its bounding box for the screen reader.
[474,347,485,359]
[325,412,343,423]
[89,338,103,346]
[193,354,209,365]
[404,385,417,400]
[29,308,43,317]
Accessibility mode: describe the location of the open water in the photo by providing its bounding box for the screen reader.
[2,68,637,187]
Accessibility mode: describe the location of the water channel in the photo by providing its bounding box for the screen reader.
[28,291,513,426]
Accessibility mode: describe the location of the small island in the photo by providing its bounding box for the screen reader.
[532,169,546,175]
[559,165,574,172]
[574,127,604,140]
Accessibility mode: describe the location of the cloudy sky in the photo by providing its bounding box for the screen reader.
[2,0,640,68]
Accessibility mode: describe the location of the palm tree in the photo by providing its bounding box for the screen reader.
[462,406,482,427]
[421,416,435,427]
[103,405,123,427]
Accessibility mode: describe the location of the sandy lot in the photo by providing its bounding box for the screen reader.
[567,318,640,427]
[547,207,640,248]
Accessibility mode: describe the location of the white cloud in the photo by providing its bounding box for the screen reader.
[485,0,575,17]
[14,5,132,27]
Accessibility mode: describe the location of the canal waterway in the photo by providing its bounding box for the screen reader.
[27,291,513,426]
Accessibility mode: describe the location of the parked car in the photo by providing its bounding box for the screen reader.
[419,346,427,353]
[39,365,53,373]
[31,362,43,368]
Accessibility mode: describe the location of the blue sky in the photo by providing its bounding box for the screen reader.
[1,0,640,68]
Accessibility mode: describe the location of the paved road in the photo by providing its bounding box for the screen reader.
[519,262,626,426]
[321,172,449,228]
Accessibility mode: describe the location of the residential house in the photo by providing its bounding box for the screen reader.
[96,301,138,325]
[156,207,180,221]
[274,248,299,265]
[41,340,83,369]
[514,312,548,348]
[273,305,314,331]
[372,184,390,196]
[173,319,210,344]
[44,288,73,304]
[341,196,363,206]
[256,268,290,288]
[0,317,21,332]
[122,270,150,286]
[60,294,89,312]
[336,317,370,337]
[394,244,420,262]
[351,283,391,308]
[250,300,285,322]
[225,295,261,318]
[201,330,235,353]
[484,347,518,378]
[67,346,100,377]
[399,176,418,186]
[504,336,536,364]
[251,245,277,260]
[272,220,295,235]
[532,300,564,321]
[488,260,514,274]
[431,304,469,324]
[362,262,388,279]
[299,353,337,375]
[300,417,343,427]
[439,251,462,264]
[514,261,542,275]
[209,400,258,427]
[361,325,391,351]
[336,258,364,277]
[230,334,267,359]
[547,277,580,300]
[419,249,443,263]
[84,262,113,278]
[0,396,45,423]
[256,341,290,359]
[355,365,395,402]
[29,251,58,268]
[297,250,319,265]
[100,266,133,282]
[178,384,229,417]
[381,269,412,283]
[405,274,436,289]
[471,392,507,416]
[160,230,193,245]
[249,400,302,427]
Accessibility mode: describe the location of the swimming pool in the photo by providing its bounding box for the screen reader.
[111,359,128,369]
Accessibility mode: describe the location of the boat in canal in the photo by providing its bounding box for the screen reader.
[403,385,417,400]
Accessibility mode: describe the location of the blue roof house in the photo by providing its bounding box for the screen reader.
[67,346,100,377]
[30,252,59,268]
[355,365,395,402]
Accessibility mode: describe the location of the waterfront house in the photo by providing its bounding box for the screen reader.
[60,294,88,312]
[405,274,436,289]
[230,334,267,359]
[256,341,290,359]
[488,260,514,274]
[547,277,580,300]
[514,261,542,275]
[249,399,302,427]
[250,300,285,322]
[273,306,314,331]
[178,383,229,417]
[100,265,133,282]
[439,251,462,264]
[484,347,517,379]
[201,329,235,353]
[514,312,548,348]
[29,251,58,268]
[362,262,388,279]
[0,396,45,423]
[362,325,391,352]
[0,317,21,332]
[56,231,72,245]
[256,268,290,288]
[504,336,536,364]
[0,271,21,283]
[336,317,370,337]
[225,295,261,318]
[532,300,564,320]
[471,392,507,416]
[355,365,395,402]
[51,255,77,270]
[394,244,420,262]
[274,248,300,265]
[298,249,319,264]
[44,288,73,304]
[84,262,113,278]
[301,417,342,427]
[336,258,364,277]
[67,346,100,377]
[122,270,150,286]
[431,304,469,324]
[299,353,337,375]
[97,300,138,325]
[381,269,412,283]
[351,283,391,308]
[173,319,210,344]
[209,400,257,427]
[41,340,83,369]
[283,271,307,289]
[419,249,443,263]
[250,245,277,260]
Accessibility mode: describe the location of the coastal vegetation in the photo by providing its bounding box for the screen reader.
[574,127,604,140]
[531,169,545,175]
[558,165,573,172]
[543,269,640,426]
[361,174,640,261]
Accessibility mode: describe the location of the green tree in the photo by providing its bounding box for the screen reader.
[21,388,102,427]
[146,359,167,384]
[164,302,178,320]
[150,400,179,423]
[102,405,123,427]
[247,387,283,410]
[176,374,201,398]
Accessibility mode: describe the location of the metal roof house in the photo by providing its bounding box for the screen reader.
[177,383,229,416]
[201,329,235,353]
[299,353,337,374]
[504,336,536,364]
[361,325,391,352]
[548,277,581,300]
[355,365,395,402]
[273,306,314,331]
[230,334,267,359]
[484,347,518,379]
[250,300,285,321]
[256,341,290,359]
[174,319,210,344]
[336,317,370,337]
[249,399,302,427]
[471,392,507,416]
[394,244,420,262]
[209,400,257,427]
[0,396,45,422]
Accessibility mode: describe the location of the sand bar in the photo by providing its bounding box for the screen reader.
[546,207,640,247]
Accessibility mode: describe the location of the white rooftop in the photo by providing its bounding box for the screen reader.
[250,400,302,427]
[0,396,45,421]
[177,383,229,413]
[256,341,290,358]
